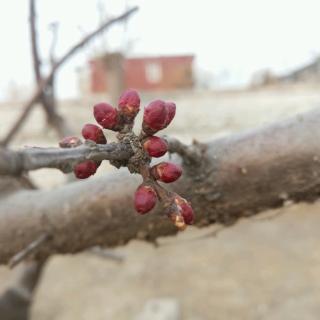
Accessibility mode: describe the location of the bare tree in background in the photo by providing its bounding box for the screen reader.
[0,1,138,147]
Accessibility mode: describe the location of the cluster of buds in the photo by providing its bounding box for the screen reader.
[59,89,194,230]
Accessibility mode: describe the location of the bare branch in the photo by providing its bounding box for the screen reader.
[0,142,133,176]
[0,261,44,319]
[1,109,320,264]
[8,233,50,269]
[48,22,59,66]
[0,6,138,147]
[30,0,42,83]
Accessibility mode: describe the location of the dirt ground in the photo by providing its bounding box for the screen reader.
[1,86,320,319]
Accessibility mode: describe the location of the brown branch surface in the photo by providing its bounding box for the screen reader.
[1,108,320,264]
[0,6,138,147]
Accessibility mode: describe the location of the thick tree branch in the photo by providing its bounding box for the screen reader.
[1,108,320,264]
[0,261,44,320]
[0,142,133,176]
[0,6,138,147]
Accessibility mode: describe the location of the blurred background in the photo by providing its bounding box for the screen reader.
[1,0,320,319]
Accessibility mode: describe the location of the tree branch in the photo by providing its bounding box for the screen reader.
[30,0,42,83]
[0,142,133,176]
[0,261,44,320]
[30,0,71,138]
[1,108,320,264]
[0,6,138,147]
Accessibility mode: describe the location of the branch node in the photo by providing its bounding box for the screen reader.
[165,136,206,165]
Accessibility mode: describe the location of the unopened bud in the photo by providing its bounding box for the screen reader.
[143,136,168,158]
[151,162,182,183]
[74,160,98,179]
[134,185,157,214]
[82,124,106,144]
[164,102,176,127]
[93,102,119,130]
[174,196,194,225]
[59,136,82,148]
[118,89,140,120]
[142,100,176,135]
[142,100,168,134]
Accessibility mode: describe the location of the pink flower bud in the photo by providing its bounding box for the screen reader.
[180,203,194,225]
[143,136,168,158]
[142,100,176,135]
[118,89,140,119]
[74,160,98,179]
[173,195,194,225]
[93,102,119,130]
[82,124,106,144]
[134,185,157,214]
[59,136,82,148]
[151,162,182,183]
[164,102,176,127]
[142,100,168,134]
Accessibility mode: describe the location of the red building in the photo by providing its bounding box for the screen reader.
[89,54,194,94]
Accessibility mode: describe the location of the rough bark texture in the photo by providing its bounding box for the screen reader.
[0,109,320,264]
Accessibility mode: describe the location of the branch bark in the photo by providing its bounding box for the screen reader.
[1,108,320,264]
[0,142,133,176]
[0,261,44,320]
[0,6,138,147]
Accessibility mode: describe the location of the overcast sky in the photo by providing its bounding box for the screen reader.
[0,0,319,100]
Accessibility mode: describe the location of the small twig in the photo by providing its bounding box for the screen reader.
[30,0,42,83]
[0,142,134,176]
[48,21,59,66]
[9,233,50,268]
[0,137,195,177]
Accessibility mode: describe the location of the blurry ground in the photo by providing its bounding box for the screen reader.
[1,86,320,319]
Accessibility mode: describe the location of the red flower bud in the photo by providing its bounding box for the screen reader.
[143,136,168,158]
[134,185,157,214]
[170,195,194,226]
[59,136,82,148]
[93,102,119,130]
[74,160,98,179]
[118,89,140,119]
[142,100,168,134]
[142,100,176,135]
[82,124,106,144]
[164,102,176,127]
[180,203,194,225]
[151,162,182,183]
